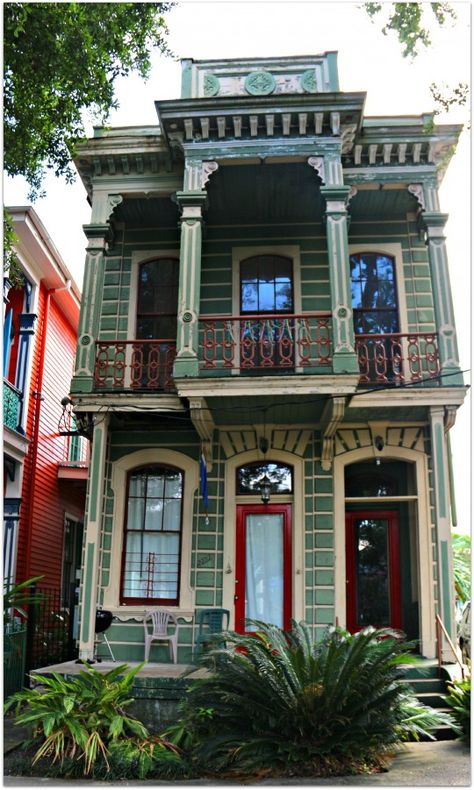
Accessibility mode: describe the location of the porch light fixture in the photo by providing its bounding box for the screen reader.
[260,473,272,504]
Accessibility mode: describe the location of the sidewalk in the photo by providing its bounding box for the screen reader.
[3,741,471,786]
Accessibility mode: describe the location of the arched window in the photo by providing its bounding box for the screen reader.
[350,253,399,335]
[236,461,293,495]
[240,255,293,314]
[136,258,179,339]
[120,465,183,605]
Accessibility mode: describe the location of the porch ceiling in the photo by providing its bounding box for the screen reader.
[204,393,329,426]
[109,165,418,227]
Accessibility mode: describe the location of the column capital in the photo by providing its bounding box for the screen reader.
[175,190,208,216]
[320,184,352,208]
[422,212,449,237]
[82,223,111,252]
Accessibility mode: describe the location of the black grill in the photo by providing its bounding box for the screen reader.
[95,609,113,634]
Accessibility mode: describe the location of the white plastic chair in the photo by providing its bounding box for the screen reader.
[143,609,180,663]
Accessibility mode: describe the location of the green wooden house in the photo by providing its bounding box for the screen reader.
[70,53,466,664]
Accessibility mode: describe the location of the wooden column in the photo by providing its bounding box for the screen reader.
[423,211,463,386]
[430,406,457,659]
[321,185,358,375]
[173,159,218,379]
[71,224,110,394]
[78,413,110,661]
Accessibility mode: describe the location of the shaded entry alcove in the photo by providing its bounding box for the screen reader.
[344,460,420,644]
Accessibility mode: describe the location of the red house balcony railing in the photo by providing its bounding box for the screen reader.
[355,332,440,385]
[92,330,440,391]
[94,340,176,391]
[198,313,332,372]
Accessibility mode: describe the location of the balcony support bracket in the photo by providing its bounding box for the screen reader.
[320,396,346,471]
[189,396,215,471]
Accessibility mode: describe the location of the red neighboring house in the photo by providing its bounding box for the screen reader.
[3,207,87,663]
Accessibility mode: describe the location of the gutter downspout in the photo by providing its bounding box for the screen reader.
[23,280,71,582]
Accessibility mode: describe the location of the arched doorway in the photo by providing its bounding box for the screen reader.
[344,460,420,641]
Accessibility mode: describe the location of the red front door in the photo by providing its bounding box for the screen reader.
[235,504,292,634]
[345,511,401,632]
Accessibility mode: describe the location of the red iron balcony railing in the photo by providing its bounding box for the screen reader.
[199,313,332,372]
[355,333,440,385]
[92,330,440,391]
[94,340,176,391]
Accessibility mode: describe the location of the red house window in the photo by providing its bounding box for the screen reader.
[120,465,183,605]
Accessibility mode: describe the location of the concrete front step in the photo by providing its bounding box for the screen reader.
[401,661,457,742]
[406,677,446,693]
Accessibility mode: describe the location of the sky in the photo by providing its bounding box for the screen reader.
[4,0,471,532]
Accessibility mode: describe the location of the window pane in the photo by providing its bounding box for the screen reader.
[144,499,163,530]
[351,281,362,308]
[275,282,292,311]
[147,475,164,498]
[259,282,275,311]
[242,282,258,312]
[163,498,181,530]
[123,532,179,600]
[164,473,183,498]
[237,462,293,494]
[127,498,144,530]
[129,474,146,497]
[356,519,390,626]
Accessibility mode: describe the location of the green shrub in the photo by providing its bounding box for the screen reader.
[447,674,470,744]
[4,663,169,775]
[171,621,454,776]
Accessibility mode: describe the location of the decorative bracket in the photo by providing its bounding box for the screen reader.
[320,396,346,470]
[408,183,425,210]
[184,159,219,191]
[307,156,326,184]
[189,396,215,470]
[444,406,457,433]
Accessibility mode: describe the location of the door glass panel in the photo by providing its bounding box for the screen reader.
[245,514,283,630]
[355,518,390,626]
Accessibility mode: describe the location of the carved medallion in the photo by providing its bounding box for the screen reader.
[244,70,276,96]
[300,69,318,93]
[203,73,220,97]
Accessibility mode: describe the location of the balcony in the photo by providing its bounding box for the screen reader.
[92,329,440,392]
[199,313,332,373]
[94,340,176,391]
[355,333,440,385]
[3,379,22,431]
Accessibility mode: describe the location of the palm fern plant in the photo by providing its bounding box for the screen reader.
[447,674,470,744]
[4,663,149,774]
[3,575,44,626]
[173,621,455,776]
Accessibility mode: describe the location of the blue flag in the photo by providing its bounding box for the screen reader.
[200,452,209,510]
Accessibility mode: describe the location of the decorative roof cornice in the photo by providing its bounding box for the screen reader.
[342,117,462,183]
[155,92,366,154]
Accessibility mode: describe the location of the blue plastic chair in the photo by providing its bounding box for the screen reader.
[194,608,230,659]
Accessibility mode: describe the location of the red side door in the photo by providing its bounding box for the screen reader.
[345,510,401,632]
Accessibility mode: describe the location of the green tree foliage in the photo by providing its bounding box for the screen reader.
[364,2,457,58]
[452,532,471,604]
[4,2,173,199]
[166,621,455,776]
[364,3,468,119]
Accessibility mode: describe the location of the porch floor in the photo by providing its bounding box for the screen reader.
[31,660,210,680]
